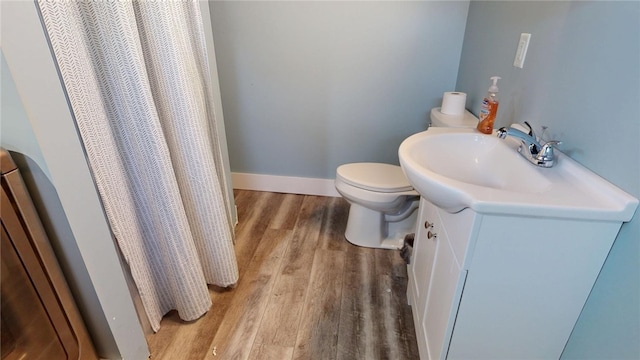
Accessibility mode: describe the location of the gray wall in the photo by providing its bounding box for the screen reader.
[1,2,234,357]
[2,51,134,355]
[210,1,469,179]
[1,2,148,358]
[456,2,639,358]
[4,1,636,357]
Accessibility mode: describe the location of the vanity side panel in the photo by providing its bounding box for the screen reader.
[447,215,620,360]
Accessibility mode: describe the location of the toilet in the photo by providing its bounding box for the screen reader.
[335,107,478,249]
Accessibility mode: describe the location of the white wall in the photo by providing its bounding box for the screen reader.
[210,1,470,180]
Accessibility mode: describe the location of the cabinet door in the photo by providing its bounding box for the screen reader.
[410,199,439,318]
[409,199,440,358]
[422,227,465,360]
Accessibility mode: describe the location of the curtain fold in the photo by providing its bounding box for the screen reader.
[37,0,239,331]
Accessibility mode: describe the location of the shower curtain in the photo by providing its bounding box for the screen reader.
[37,0,239,331]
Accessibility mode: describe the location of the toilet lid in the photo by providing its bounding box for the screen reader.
[336,163,413,193]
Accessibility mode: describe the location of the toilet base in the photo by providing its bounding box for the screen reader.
[344,202,418,249]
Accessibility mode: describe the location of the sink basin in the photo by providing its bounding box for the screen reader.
[410,130,551,193]
[399,127,638,221]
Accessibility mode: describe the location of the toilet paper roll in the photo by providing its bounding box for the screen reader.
[441,92,467,116]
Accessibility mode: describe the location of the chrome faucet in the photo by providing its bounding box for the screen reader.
[496,122,561,168]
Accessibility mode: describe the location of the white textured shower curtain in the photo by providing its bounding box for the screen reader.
[37,0,239,331]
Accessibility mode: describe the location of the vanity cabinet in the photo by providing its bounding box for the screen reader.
[407,197,623,360]
[408,198,472,360]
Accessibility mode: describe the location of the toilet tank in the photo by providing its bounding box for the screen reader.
[430,107,478,128]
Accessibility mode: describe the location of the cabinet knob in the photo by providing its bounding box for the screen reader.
[424,221,434,229]
[427,230,437,239]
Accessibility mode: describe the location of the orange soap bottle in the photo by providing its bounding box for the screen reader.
[477,76,501,134]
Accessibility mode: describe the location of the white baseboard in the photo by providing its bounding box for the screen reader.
[231,172,340,197]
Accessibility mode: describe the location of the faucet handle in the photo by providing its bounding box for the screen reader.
[523,121,536,138]
[537,140,562,164]
[541,140,562,150]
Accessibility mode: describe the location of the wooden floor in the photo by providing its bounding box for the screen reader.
[146,190,419,360]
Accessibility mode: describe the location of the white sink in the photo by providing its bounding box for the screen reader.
[399,127,638,221]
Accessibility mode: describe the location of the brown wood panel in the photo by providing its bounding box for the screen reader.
[1,226,67,360]
[207,229,292,360]
[292,249,345,360]
[144,310,184,359]
[317,196,350,252]
[248,344,294,360]
[279,195,328,276]
[234,191,285,278]
[146,190,420,360]
[268,193,304,230]
[336,246,379,360]
[250,271,307,348]
[1,149,97,360]
[375,246,409,279]
[147,193,290,360]
[253,195,328,347]
[375,274,420,359]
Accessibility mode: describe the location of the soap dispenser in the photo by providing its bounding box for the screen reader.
[477,76,501,134]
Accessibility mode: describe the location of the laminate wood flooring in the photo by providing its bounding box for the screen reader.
[146,190,419,360]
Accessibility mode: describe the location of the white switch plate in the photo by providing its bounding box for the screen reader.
[513,33,531,68]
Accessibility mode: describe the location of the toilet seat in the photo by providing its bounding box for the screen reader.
[336,163,413,193]
[335,179,417,213]
[335,165,419,249]
[333,107,479,249]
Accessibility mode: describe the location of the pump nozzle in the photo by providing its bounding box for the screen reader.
[489,76,501,93]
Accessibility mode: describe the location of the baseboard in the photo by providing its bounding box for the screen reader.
[231,172,340,197]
